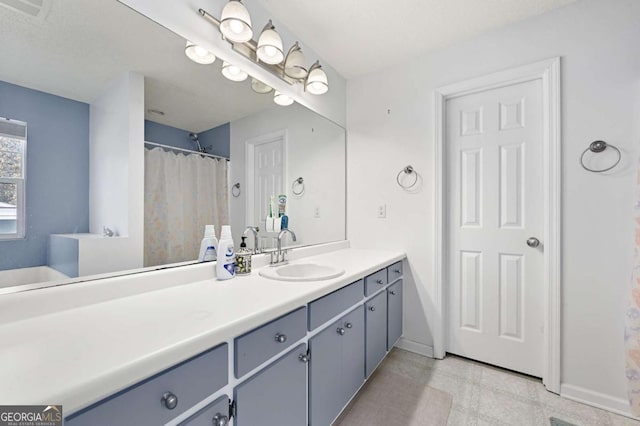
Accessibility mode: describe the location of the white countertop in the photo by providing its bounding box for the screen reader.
[0,247,405,415]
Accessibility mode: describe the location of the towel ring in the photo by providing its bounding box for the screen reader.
[580,140,621,173]
[232,182,241,197]
[292,177,305,196]
[396,165,418,189]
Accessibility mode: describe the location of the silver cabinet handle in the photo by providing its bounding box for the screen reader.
[345,322,353,329]
[213,413,229,426]
[394,269,401,274]
[161,392,178,410]
[298,353,310,363]
[369,306,376,312]
[526,237,540,248]
[337,327,346,335]
[376,279,384,285]
[390,290,396,295]
[274,333,287,343]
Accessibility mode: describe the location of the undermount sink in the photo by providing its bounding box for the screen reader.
[259,263,346,282]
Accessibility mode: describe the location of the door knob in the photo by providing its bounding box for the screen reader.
[213,413,229,426]
[337,327,346,335]
[274,333,287,343]
[345,322,353,329]
[298,353,310,363]
[369,306,375,312]
[526,237,540,248]
[161,392,178,410]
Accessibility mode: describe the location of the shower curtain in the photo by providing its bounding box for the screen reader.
[627,162,640,415]
[144,148,229,267]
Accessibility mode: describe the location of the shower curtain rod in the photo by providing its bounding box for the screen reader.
[144,141,229,161]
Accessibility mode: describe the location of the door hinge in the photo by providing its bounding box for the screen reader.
[229,399,237,419]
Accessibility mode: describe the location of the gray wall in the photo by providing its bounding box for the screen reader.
[0,80,89,270]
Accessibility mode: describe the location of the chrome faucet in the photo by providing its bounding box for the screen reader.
[271,228,297,265]
[243,226,260,253]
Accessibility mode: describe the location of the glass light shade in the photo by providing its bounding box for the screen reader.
[305,62,328,95]
[273,91,294,106]
[251,78,273,94]
[256,21,284,65]
[220,0,253,43]
[221,61,248,82]
[284,42,308,79]
[185,40,216,65]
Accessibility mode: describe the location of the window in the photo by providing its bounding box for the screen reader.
[0,118,27,239]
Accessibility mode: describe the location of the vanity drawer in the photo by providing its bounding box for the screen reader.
[364,269,388,296]
[65,343,228,426]
[387,261,403,283]
[235,306,307,378]
[308,279,364,330]
[179,395,229,426]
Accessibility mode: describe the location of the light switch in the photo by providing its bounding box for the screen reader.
[377,204,387,219]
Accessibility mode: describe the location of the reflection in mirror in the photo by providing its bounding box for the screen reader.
[0,0,345,292]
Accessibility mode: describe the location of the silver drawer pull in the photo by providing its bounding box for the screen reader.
[213,413,229,426]
[369,306,376,312]
[376,279,384,285]
[274,333,287,343]
[394,269,401,274]
[161,392,178,410]
[337,327,346,335]
[298,353,310,363]
[390,290,396,295]
[345,322,353,329]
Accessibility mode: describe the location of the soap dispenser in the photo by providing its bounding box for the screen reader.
[236,236,252,275]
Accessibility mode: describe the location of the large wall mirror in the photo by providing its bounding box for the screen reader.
[0,0,346,292]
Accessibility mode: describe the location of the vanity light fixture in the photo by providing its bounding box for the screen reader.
[256,20,284,65]
[185,40,216,64]
[273,91,294,106]
[219,0,253,43]
[221,61,248,82]
[284,42,308,80]
[251,78,273,94]
[305,61,328,95]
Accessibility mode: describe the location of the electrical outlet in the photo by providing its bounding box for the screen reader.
[314,206,320,218]
[377,204,387,219]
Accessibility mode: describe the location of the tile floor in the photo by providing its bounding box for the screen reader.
[378,349,640,426]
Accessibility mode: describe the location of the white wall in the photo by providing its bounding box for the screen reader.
[90,72,144,271]
[230,103,346,248]
[347,0,640,413]
[117,0,346,127]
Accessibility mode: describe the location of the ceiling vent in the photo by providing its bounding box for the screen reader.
[0,0,51,20]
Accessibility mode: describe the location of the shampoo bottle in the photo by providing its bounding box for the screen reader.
[198,225,218,262]
[216,225,236,280]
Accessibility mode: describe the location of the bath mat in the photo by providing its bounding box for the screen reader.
[550,418,578,426]
[334,369,453,426]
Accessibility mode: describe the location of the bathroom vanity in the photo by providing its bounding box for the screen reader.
[0,244,405,426]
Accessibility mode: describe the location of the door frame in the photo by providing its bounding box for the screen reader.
[433,57,561,393]
[245,129,288,228]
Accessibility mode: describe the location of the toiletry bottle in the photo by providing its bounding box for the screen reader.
[198,225,218,262]
[236,236,252,275]
[216,225,236,280]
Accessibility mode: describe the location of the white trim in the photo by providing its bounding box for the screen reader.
[560,383,638,420]
[245,130,288,229]
[395,337,435,358]
[433,57,562,393]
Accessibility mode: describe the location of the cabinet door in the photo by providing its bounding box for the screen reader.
[309,320,342,426]
[387,280,403,350]
[234,344,307,426]
[340,305,365,408]
[179,395,229,426]
[365,291,388,377]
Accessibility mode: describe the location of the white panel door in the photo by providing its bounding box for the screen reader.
[251,138,284,227]
[446,79,544,377]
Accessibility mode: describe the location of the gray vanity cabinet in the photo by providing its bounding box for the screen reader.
[234,343,308,426]
[387,280,403,350]
[365,291,388,377]
[309,305,365,426]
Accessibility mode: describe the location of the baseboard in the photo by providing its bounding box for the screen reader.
[394,337,435,358]
[560,383,638,419]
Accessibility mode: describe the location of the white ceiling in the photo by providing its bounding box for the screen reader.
[256,0,576,79]
[0,0,274,132]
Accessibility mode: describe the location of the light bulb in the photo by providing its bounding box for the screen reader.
[274,91,294,106]
[229,19,245,34]
[185,40,216,65]
[221,61,248,82]
[194,46,208,57]
[264,45,277,58]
